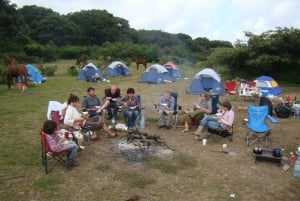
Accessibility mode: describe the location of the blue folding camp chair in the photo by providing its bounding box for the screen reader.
[244,105,279,147]
[156,92,181,128]
[123,95,143,128]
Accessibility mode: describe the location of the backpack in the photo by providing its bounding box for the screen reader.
[275,104,292,118]
[259,97,273,116]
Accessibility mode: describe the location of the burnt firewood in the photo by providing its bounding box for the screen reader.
[125,194,140,201]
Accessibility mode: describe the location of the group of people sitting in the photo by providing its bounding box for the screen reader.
[42,88,235,169]
[42,85,142,169]
[66,85,142,140]
[157,90,235,139]
[181,91,234,140]
[157,91,234,139]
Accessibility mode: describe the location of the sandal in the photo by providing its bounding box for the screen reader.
[181,128,189,133]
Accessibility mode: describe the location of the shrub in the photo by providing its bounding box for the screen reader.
[67,66,79,76]
[0,63,7,84]
[39,65,57,76]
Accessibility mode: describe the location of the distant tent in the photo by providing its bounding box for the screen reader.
[186,68,225,95]
[163,61,182,78]
[18,64,46,83]
[139,64,174,84]
[78,63,104,82]
[105,61,131,76]
[255,75,282,96]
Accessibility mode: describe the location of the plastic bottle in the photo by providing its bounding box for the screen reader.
[290,152,296,165]
[140,116,145,130]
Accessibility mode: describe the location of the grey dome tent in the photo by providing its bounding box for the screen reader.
[105,61,131,76]
[78,63,104,82]
[139,64,174,84]
[186,68,225,95]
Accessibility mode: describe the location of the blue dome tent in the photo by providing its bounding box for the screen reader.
[163,61,182,78]
[26,64,46,83]
[105,61,131,76]
[139,64,174,84]
[18,64,46,83]
[78,63,104,82]
[255,75,282,96]
[186,68,225,95]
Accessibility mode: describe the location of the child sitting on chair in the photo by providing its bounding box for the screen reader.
[43,120,79,168]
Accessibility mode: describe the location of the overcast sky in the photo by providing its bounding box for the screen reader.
[11,0,300,43]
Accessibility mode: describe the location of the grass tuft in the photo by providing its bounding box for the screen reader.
[114,171,156,189]
[34,175,62,190]
[95,164,111,172]
[145,154,198,174]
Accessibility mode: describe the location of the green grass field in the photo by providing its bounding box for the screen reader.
[1,60,300,201]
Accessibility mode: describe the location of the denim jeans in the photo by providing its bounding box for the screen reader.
[200,115,221,130]
[107,102,119,119]
[61,141,77,161]
[124,109,139,128]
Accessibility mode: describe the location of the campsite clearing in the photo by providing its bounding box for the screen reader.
[0,60,299,201]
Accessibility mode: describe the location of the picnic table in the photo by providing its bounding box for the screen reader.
[238,87,259,101]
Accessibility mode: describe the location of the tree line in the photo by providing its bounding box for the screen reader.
[1,0,300,83]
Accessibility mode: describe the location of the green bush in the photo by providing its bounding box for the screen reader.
[39,65,57,76]
[67,66,79,76]
[0,63,7,84]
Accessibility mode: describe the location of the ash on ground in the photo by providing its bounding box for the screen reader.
[115,130,173,162]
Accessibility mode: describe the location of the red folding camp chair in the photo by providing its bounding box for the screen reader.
[225,80,237,100]
[40,130,71,174]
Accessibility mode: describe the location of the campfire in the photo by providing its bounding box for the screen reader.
[116,130,173,162]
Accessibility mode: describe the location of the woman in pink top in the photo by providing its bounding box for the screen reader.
[195,100,234,140]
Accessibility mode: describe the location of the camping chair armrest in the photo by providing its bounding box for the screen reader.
[266,114,279,123]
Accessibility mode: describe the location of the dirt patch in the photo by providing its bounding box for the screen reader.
[70,84,300,201]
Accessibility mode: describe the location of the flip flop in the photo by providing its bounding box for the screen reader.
[181,129,189,133]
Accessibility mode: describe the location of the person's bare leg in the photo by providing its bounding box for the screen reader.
[91,131,98,139]
[102,125,118,138]
[182,121,189,132]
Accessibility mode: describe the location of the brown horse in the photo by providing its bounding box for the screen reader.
[3,57,30,89]
[133,57,147,70]
[75,56,87,68]
[105,55,112,64]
